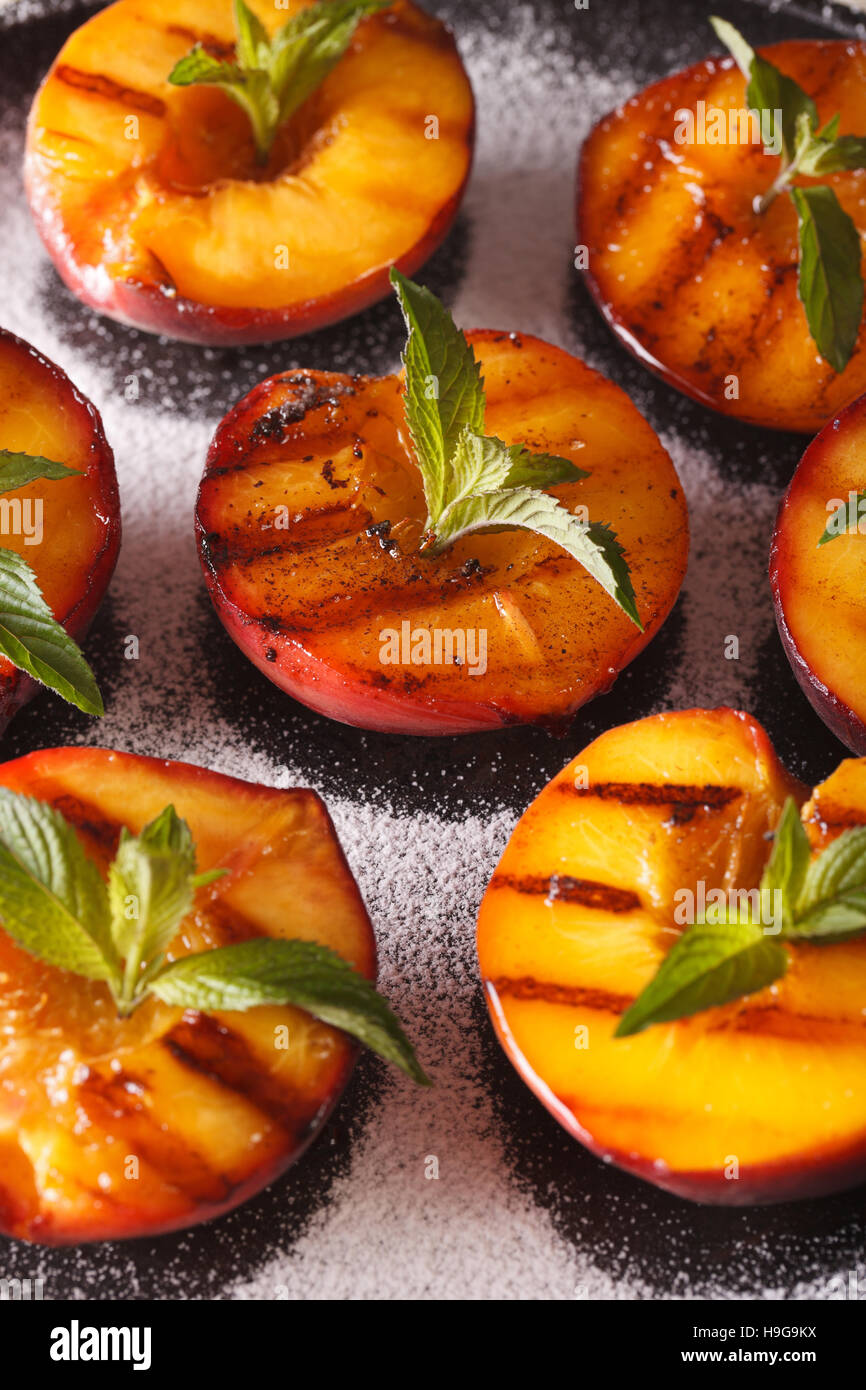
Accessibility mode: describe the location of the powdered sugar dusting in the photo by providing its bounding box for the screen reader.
[0,0,862,1302]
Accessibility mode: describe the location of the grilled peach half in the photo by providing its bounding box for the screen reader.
[24,0,474,345]
[478,708,866,1205]
[771,393,866,754]
[0,746,377,1245]
[0,329,120,735]
[195,332,689,735]
[578,39,866,432]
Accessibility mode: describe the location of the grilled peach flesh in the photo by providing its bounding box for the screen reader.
[578,39,866,431]
[0,329,120,735]
[195,333,689,735]
[771,393,866,754]
[24,0,474,345]
[0,746,377,1245]
[478,708,866,1204]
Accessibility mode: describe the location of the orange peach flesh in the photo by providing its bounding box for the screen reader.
[478,708,866,1204]
[0,747,376,1244]
[196,331,689,734]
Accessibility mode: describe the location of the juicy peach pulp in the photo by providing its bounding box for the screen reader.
[477,708,866,1205]
[24,0,474,345]
[195,332,689,736]
[578,40,866,432]
[0,747,376,1245]
[0,329,120,734]
[771,392,866,754]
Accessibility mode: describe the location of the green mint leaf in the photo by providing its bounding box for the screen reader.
[615,914,788,1037]
[427,487,642,629]
[0,788,117,982]
[169,1,389,162]
[0,548,104,716]
[790,185,864,373]
[708,16,754,80]
[150,938,430,1085]
[232,0,269,70]
[709,17,817,160]
[817,113,841,143]
[790,824,866,941]
[819,490,866,545]
[390,269,485,526]
[109,806,209,1000]
[758,796,809,923]
[269,1,391,126]
[801,134,866,176]
[0,451,80,494]
[447,429,586,509]
[168,49,277,162]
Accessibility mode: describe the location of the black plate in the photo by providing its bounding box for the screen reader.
[1,0,864,1300]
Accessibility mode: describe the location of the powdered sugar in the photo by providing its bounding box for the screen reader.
[0,0,862,1302]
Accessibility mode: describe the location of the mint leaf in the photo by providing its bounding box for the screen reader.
[0,788,117,982]
[0,451,80,494]
[791,185,864,374]
[709,17,817,160]
[269,0,391,126]
[615,914,788,1037]
[390,269,485,525]
[800,134,866,176]
[0,548,103,716]
[446,429,585,513]
[819,490,866,545]
[759,796,809,923]
[792,825,866,941]
[428,486,642,629]
[232,0,268,69]
[150,938,430,1085]
[108,806,221,1004]
[169,0,390,163]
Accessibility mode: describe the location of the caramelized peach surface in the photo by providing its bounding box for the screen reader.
[0,329,120,734]
[196,331,689,735]
[0,747,376,1244]
[24,0,474,343]
[771,392,866,754]
[477,708,866,1204]
[579,40,866,431]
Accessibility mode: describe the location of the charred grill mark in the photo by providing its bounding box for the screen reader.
[490,873,641,914]
[196,899,275,946]
[164,1014,319,1131]
[562,781,742,809]
[248,376,357,446]
[164,24,235,59]
[491,976,632,1012]
[55,65,166,117]
[203,501,373,569]
[49,794,124,855]
[77,1071,231,1202]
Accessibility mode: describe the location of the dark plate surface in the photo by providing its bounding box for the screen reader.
[0,0,864,1300]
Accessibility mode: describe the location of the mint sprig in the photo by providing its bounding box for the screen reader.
[0,793,428,1084]
[0,450,103,716]
[168,0,391,165]
[390,270,643,630]
[616,796,866,1037]
[710,17,865,373]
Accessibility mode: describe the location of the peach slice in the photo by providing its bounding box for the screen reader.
[578,39,866,432]
[195,331,689,735]
[478,708,866,1204]
[24,0,474,344]
[0,328,120,734]
[771,392,866,755]
[0,746,377,1244]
